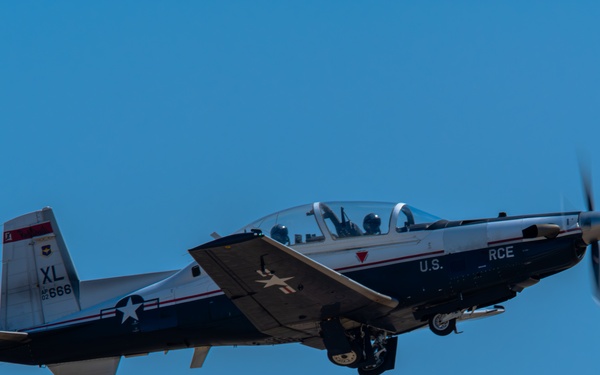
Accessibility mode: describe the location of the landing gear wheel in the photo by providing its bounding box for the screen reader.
[429,314,456,336]
[357,350,389,375]
[357,336,398,375]
[328,349,361,368]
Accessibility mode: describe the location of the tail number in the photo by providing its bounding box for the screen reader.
[39,266,72,300]
[40,265,65,284]
[41,285,72,300]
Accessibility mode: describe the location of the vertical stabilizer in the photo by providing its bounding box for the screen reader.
[1,207,81,330]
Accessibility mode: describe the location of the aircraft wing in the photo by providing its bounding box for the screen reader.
[189,232,398,341]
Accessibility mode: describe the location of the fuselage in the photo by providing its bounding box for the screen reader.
[0,203,588,366]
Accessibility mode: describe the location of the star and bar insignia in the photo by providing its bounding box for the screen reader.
[255,269,296,294]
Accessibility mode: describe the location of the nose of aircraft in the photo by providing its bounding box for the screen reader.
[580,211,600,244]
[579,211,600,303]
[578,162,600,303]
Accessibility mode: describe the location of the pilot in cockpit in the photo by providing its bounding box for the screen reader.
[270,224,290,245]
[363,213,381,235]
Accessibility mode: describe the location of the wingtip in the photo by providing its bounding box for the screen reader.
[189,232,263,252]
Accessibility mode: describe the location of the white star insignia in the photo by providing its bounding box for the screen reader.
[117,297,143,324]
[256,274,294,288]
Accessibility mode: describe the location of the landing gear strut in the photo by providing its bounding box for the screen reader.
[357,332,398,375]
[427,306,506,336]
[325,327,398,375]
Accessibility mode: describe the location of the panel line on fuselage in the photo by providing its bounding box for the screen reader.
[487,227,582,246]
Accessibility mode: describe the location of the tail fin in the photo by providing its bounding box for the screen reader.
[1,207,81,330]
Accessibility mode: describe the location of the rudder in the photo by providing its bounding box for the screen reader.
[1,207,81,330]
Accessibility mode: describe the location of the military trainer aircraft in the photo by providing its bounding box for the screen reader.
[1,180,599,375]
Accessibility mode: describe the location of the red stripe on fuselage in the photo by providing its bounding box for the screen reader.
[335,250,445,272]
[23,290,224,332]
[159,290,223,306]
[3,222,53,244]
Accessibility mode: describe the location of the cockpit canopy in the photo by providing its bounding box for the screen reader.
[236,201,441,246]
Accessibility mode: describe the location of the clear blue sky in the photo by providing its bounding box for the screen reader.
[1,2,599,374]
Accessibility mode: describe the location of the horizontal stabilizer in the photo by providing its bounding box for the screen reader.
[0,330,28,342]
[0,330,29,349]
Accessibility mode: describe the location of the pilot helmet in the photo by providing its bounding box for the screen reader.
[363,213,381,235]
[270,224,290,245]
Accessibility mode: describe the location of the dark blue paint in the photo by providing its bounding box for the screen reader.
[0,234,585,366]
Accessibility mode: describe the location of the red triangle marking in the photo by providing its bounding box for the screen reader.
[356,251,368,263]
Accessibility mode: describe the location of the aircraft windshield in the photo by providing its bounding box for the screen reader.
[237,203,325,246]
[319,202,395,238]
[407,205,441,224]
[396,205,442,232]
[237,202,443,244]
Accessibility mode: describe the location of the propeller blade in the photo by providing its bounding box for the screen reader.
[579,156,600,303]
[579,159,595,212]
[592,241,600,303]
